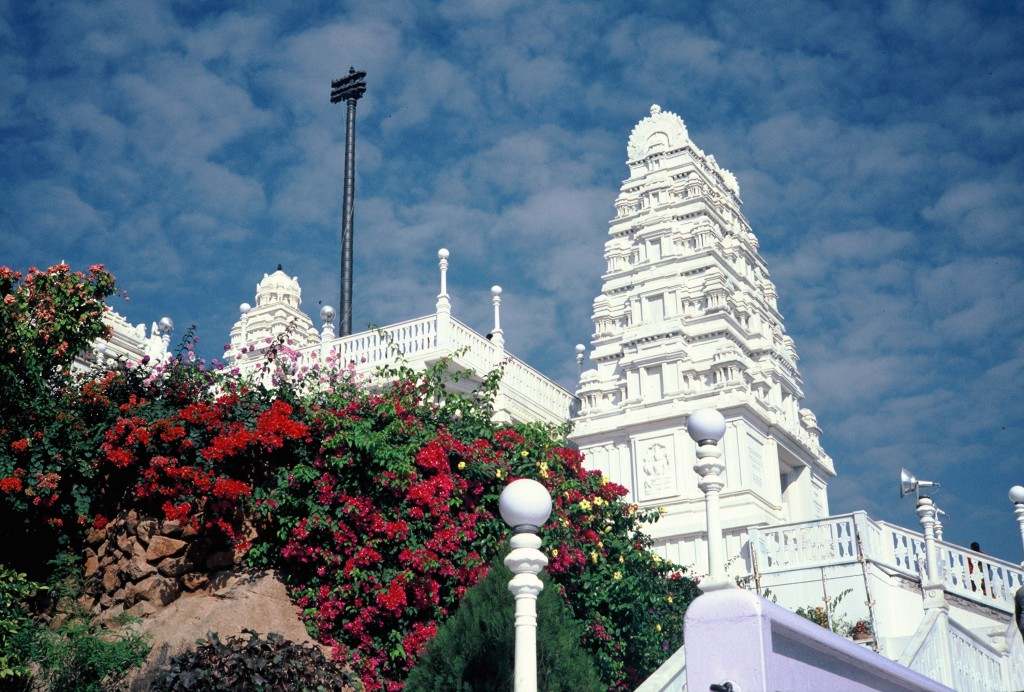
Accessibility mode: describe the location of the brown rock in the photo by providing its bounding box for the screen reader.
[205,550,233,571]
[112,587,127,604]
[102,565,121,592]
[86,525,108,546]
[99,593,113,609]
[97,541,108,558]
[132,540,148,561]
[84,555,100,578]
[125,600,157,619]
[180,572,209,592]
[145,535,187,561]
[181,522,199,539]
[125,510,139,534]
[157,555,193,578]
[136,520,156,545]
[77,594,96,611]
[159,520,183,537]
[121,571,334,691]
[96,602,124,626]
[129,575,180,606]
[117,532,136,554]
[124,558,157,582]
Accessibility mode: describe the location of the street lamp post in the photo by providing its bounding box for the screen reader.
[499,478,553,692]
[687,408,730,591]
[1010,486,1024,563]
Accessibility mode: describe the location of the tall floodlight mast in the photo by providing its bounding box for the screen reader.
[330,66,367,336]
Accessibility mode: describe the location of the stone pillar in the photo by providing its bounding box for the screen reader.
[505,533,546,692]
[436,249,451,349]
[491,285,504,350]
[915,496,946,609]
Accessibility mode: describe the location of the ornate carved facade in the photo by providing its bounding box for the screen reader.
[571,105,835,576]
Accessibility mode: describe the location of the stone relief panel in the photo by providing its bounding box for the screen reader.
[635,435,678,501]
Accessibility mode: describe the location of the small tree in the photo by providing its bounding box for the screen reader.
[405,559,602,691]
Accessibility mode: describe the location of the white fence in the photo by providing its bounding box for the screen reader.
[232,312,575,425]
[749,512,1024,615]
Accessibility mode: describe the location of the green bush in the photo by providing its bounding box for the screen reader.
[0,565,42,688]
[150,629,360,691]
[1,560,149,692]
[28,613,150,692]
[406,559,602,691]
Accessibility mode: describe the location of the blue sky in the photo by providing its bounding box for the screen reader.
[2,1,1023,561]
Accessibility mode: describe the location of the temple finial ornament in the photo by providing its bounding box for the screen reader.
[650,103,662,116]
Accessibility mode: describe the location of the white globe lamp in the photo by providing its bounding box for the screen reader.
[1010,486,1024,504]
[499,478,552,532]
[688,408,726,444]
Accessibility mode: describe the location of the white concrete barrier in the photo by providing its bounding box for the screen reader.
[683,589,952,692]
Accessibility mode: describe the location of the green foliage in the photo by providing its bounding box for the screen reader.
[1,555,148,692]
[27,612,150,692]
[0,566,43,687]
[405,559,602,692]
[794,588,853,635]
[150,629,361,692]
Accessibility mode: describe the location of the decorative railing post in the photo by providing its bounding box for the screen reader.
[915,496,947,609]
[500,479,553,692]
[491,285,505,350]
[436,248,451,350]
[687,408,731,590]
[319,305,336,362]
[1011,486,1024,564]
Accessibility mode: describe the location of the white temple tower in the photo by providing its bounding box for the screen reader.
[571,105,835,577]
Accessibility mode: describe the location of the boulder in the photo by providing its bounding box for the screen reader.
[136,520,156,545]
[84,555,100,578]
[124,558,157,582]
[125,510,139,534]
[180,572,209,592]
[159,520,183,537]
[101,565,121,592]
[145,535,187,562]
[122,571,333,691]
[86,526,108,546]
[157,555,193,578]
[128,575,180,606]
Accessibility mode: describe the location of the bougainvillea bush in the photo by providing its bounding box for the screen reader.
[0,263,700,691]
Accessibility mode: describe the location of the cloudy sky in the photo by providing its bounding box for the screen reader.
[2,1,1022,560]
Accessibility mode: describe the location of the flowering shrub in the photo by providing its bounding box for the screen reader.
[249,360,700,690]
[0,263,700,690]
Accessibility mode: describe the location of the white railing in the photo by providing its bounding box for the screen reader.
[947,619,1005,692]
[899,608,1011,691]
[880,521,1024,613]
[229,313,574,425]
[333,314,438,368]
[749,514,1024,614]
[750,513,859,571]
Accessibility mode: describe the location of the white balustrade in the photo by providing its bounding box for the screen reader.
[228,312,575,425]
[751,515,1024,615]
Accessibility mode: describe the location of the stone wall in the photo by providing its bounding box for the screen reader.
[80,510,237,621]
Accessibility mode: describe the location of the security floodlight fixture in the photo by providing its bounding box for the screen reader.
[899,468,940,499]
[330,67,367,336]
[330,68,367,103]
